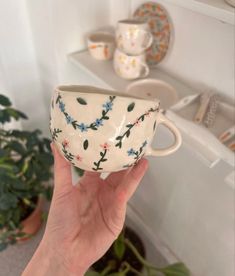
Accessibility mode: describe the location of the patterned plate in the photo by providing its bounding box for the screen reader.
[133,2,171,66]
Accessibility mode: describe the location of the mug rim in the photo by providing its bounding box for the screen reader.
[88,32,115,44]
[118,19,147,26]
[55,85,160,105]
[115,48,146,58]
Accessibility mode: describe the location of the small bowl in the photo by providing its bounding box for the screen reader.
[126,79,178,109]
[50,85,182,173]
[87,32,115,60]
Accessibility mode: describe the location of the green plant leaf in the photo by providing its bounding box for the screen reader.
[113,232,126,260]
[160,262,190,276]
[0,194,18,210]
[85,271,101,276]
[0,95,11,107]
[127,102,135,112]
[77,97,87,105]
[83,139,89,150]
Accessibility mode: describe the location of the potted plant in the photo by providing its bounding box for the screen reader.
[0,94,53,251]
[86,225,190,276]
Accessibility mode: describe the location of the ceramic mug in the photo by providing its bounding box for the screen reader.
[116,19,153,55]
[87,32,115,60]
[50,85,182,173]
[113,48,149,80]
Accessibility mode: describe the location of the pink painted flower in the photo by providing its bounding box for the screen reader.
[145,111,150,117]
[62,139,69,148]
[134,119,140,126]
[76,155,82,161]
[100,142,110,150]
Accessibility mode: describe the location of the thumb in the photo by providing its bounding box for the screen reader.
[51,143,72,195]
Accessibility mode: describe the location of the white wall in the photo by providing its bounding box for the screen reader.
[0,0,47,133]
[111,0,234,99]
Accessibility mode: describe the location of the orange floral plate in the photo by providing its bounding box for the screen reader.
[133,2,171,66]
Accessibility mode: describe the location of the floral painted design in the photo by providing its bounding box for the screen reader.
[56,94,116,132]
[123,140,148,168]
[115,106,159,148]
[51,128,62,141]
[61,139,82,166]
[92,143,110,171]
[133,2,171,66]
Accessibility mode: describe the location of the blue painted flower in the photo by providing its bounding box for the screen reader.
[78,123,88,132]
[127,148,136,156]
[142,140,147,147]
[59,102,65,112]
[102,101,113,111]
[66,115,73,124]
[95,118,103,127]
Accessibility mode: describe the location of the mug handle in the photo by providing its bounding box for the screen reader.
[146,112,182,156]
[141,30,153,49]
[139,63,150,78]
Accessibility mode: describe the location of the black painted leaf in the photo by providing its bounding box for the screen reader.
[100,152,104,157]
[127,102,135,112]
[83,139,89,150]
[102,158,107,162]
[126,124,133,127]
[103,116,109,120]
[115,142,122,148]
[102,110,106,116]
[153,121,156,131]
[140,115,145,121]
[93,162,98,166]
[126,130,130,138]
[116,136,122,140]
[77,97,87,105]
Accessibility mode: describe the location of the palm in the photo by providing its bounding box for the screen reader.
[44,144,148,271]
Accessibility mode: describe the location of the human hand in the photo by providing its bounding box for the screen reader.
[23,143,148,276]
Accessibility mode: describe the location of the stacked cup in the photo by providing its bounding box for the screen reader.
[114,19,153,80]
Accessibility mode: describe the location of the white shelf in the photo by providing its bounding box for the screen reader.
[162,0,235,25]
[68,50,196,99]
[68,50,235,169]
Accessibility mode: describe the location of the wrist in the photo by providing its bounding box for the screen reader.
[22,238,88,276]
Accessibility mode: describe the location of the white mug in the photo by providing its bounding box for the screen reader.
[116,19,153,55]
[87,32,115,60]
[50,85,182,173]
[113,48,149,80]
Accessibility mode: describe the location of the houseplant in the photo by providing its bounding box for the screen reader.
[87,226,190,276]
[0,94,53,251]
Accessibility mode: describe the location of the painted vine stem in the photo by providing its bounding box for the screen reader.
[51,128,62,141]
[56,94,116,132]
[115,106,159,148]
[123,140,148,168]
[92,143,110,171]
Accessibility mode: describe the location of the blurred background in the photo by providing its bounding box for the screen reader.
[0,0,234,275]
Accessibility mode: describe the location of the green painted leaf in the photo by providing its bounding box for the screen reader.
[77,97,87,105]
[126,130,130,138]
[153,120,156,131]
[83,139,89,150]
[0,94,11,107]
[159,262,190,276]
[116,136,122,140]
[127,102,135,112]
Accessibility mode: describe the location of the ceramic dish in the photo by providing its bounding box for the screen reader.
[126,79,178,109]
[50,85,182,172]
[133,2,171,66]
